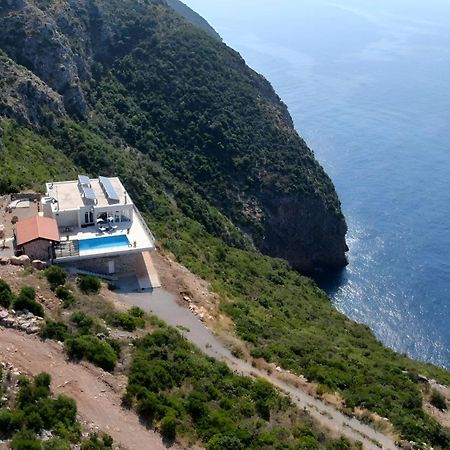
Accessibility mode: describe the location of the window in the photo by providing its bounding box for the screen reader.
[84,211,94,224]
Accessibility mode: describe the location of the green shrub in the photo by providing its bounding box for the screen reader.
[80,433,113,450]
[77,276,101,294]
[10,429,42,450]
[430,389,447,410]
[45,266,67,290]
[129,306,145,318]
[41,320,70,342]
[207,434,244,450]
[326,439,352,450]
[25,411,44,432]
[105,338,122,358]
[12,287,44,317]
[0,278,14,308]
[297,435,320,450]
[160,414,176,442]
[55,285,75,305]
[110,312,144,332]
[70,311,94,332]
[43,438,71,450]
[65,335,117,372]
[0,409,24,434]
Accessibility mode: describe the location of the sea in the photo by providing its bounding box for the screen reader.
[183,0,450,369]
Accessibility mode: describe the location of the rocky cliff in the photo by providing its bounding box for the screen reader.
[0,0,347,273]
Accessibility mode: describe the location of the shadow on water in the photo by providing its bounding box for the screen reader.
[312,266,348,297]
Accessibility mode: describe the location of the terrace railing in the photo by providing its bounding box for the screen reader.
[53,240,80,259]
[133,206,156,244]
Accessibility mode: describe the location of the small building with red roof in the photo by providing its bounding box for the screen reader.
[15,216,60,261]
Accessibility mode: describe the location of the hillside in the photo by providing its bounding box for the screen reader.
[0,0,450,449]
[0,0,347,274]
[166,0,222,41]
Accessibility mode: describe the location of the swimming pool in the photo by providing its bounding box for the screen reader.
[79,235,130,252]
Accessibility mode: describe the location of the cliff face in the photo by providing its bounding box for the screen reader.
[0,0,347,273]
[261,193,348,273]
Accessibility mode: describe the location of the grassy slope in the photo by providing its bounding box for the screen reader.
[6,271,354,450]
[2,120,449,448]
[0,121,79,193]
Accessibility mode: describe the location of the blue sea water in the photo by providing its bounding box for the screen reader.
[184,0,450,368]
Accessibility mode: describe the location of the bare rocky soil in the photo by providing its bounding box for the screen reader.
[0,328,169,450]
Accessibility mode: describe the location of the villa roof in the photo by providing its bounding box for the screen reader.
[16,216,60,246]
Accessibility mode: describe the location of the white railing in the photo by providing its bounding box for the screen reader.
[133,206,156,245]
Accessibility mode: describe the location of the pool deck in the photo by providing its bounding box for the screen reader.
[52,207,155,262]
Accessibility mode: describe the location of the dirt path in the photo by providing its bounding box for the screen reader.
[0,328,168,450]
[118,285,399,450]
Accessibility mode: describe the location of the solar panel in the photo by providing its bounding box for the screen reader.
[82,186,96,201]
[78,175,91,186]
[99,176,120,202]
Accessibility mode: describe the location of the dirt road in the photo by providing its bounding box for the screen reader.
[0,328,167,450]
[119,288,399,450]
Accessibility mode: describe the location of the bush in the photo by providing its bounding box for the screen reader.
[77,276,101,294]
[43,438,71,450]
[0,409,24,434]
[0,278,14,308]
[25,411,44,432]
[45,266,67,290]
[65,335,117,372]
[110,313,144,332]
[41,320,70,342]
[207,435,244,450]
[160,414,176,442]
[12,287,44,317]
[430,389,447,410]
[55,286,76,308]
[129,306,144,318]
[70,311,94,332]
[10,429,42,450]
[80,433,113,450]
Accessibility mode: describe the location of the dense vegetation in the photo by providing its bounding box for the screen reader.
[0,0,449,447]
[0,368,113,449]
[1,115,450,447]
[127,327,355,450]
[0,0,347,274]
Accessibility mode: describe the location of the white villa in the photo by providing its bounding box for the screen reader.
[38,175,159,289]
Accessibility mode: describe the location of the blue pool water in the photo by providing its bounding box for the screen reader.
[79,235,130,251]
[185,0,450,368]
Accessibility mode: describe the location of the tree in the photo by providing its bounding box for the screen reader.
[0,278,14,308]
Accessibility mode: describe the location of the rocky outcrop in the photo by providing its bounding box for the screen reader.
[0,307,43,334]
[0,53,66,127]
[0,1,87,117]
[261,193,348,273]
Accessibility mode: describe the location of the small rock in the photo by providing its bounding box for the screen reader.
[10,255,31,267]
[32,260,47,270]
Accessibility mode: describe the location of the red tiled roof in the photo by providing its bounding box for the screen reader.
[16,216,60,246]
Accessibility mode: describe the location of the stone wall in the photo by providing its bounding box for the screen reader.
[22,239,52,261]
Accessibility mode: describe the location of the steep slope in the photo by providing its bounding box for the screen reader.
[165,0,222,41]
[0,0,347,273]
